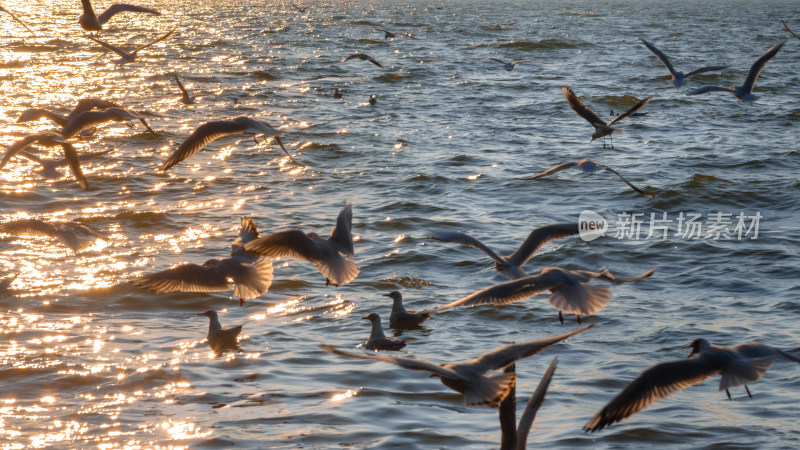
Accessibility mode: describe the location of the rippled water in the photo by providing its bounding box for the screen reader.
[1,0,799,448]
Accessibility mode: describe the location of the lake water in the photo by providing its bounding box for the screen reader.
[1,0,799,448]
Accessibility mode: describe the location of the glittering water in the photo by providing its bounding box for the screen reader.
[1,0,799,448]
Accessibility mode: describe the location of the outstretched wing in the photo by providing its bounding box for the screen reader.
[640,38,678,77]
[435,270,568,311]
[425,231,505,266]
[607,97,651,127]
[515,161,580,181]
[684,65,729,78]
[601,165,654,198]
[687,85,735,96]
[97,3,161,25]
[60,143,89,189]
[132,28,176,55]
[320,344,461,379]
[468,325,593,372]
[132,263,231,293]
[562,86,606,127]
[85,34,130,59]
[330,203,354,258]
[160,119,248,171]
[507,223,580,267]
[741,41,785,93]
[516,358,558,448]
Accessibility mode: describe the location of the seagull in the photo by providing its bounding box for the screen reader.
[362,313,406,351]
[514,358,558,449]
[133,217,273,306]
[640,38,728,87]
[159,116,304,171]
[17,98,124,138]
[584,338,800,433]
[688,41,785,101]
[0,273,17,293]
[289,1,309,13]
[515,158,653,198]
[0,218,106,253]
[485,58,547,71]
[84,28,175,65]
[562,86,651,149]
[373,28,418,40]
[342,52,384,68]
[0,132,87,189]
[368,94,377,105]
[435,266,656,324]
[426,223,580,279]
[0,6,36,37]
[243,203,358,287]
[333,88,343,99]
[384,291,432,328]
[79,0,161,33]
[321,324,593,407]
[782,20,800,41]
[198,310,243,353]
[15,149,113,181]
[173,73,196,105]
[61,107,160,145]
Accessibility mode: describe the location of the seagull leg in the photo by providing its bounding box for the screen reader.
[610,135,614,150]
[745,385,752,399]
[726,389,732,400]
[558,311,564,325]
[126,120,135,128]
[240,297,245,307]
[326,278,331,286]
[576,315,581,325]
[253,134,261,146]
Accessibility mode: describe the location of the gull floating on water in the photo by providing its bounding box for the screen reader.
[159,116,304,171]
[485,58,547,71]
[584,338,800,432]
[243,203,358,286]
[435,266,656,324]
[173,74,196,105]
[368,94,377,105]
[0,218,106,252]
[384,291,432,328]
[0,132,87,189]
[133,217,273,306]
[640,38,728,87]
[85,28,175,65]
[515,158,653,198]
[333,88,343,99]
[562,86,651,149]
[198,309,243,353]
[362,313,407,351]
[79,0,161,33]
[322,325,593,407]
[426,223,579,279]
[782,20,800,41]
[61,107,160,145]
[342,52,384,68]
[373,28,418,40]
[0,6,36,37]
[688,41,785,102]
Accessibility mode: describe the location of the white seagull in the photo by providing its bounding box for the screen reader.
[584,338,800,432]
[485,58,547,71]
[426,223,580,279]
[562,85,651,149]
[84,28,175,65]
[243,203,358,287]
[640,38,728,87]
[0,218,106,252]
[515,158,653,198]
[688,41,785,101]
[79,0,161,33]
[342,52,384,68]
[159,116,303,171]
[0,132,87,189]
[133,217,273,306]
[322,325,593,407]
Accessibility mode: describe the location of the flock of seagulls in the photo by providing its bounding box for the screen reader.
[0,3,798,446]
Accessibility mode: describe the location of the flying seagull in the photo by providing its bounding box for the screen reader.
[84,28,175,65]
[342,52,384,68]
[584,338,800,432]
[688,41,785,101]
[373,28,418,40]
[61,107,160,145]
[562,85,651,149]
[159,116,304,171]
[173,73,196,105]
[15,149,113,182]
[133,217,273,306]
[640,38,728,87]
[0,133,87,189]
[198,310,243,353]
[243,203,358,286]
[782,20,800,41]
[435,266,656,324]
[79,0,161,33]
[515,158,653,198]
[290,1,309,13]
[485,58,548,71]
[0,218,106,253]
[322,324,593,407]
[426,223,579,279]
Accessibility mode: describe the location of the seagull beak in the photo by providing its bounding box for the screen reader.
[361,315,370,320]
[382,294,391,297]
[682,343,696,358]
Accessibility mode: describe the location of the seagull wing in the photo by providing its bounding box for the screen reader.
[687,85,735,96]
[131,28,176,55]
[507,223,580,267]
[320,344,462,379]
[435,270,566,311]
[329,203,355,258]
[782,20,800,41]
[425,231,505,266]
[231,216,260,260]
[0,6,36,37]
[242,230,320,262]
[583,357,722,432]
[640,39,678,78]
[160,119,249,171]
[96,3,161,25]
[600,165,654,198]
[515,161,580,180]
[607,96,651,127]
[733,342,800,363]
[59,143,89,189]
[562,86,606,127]
[0,135,41,171]
[0,219,60,239]
[68,98,121,119]
[512,59,548,64]
[84,34,131,59]
[488,58,508,65]
[741,40,785,93]
[17,109,69,127]
[132,263,231,293]
[516,358,558,449]
[683,65,729,78]
[174,74,190,97]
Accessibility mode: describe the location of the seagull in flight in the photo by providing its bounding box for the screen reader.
[584,338,800,432]
[342,52,384,68]
[562,85,651,149]
[0,133,87,189]
[515,158,653,198]
[0,6,36,37]
[84,28,176,65]
[688,41,785,101]
[61,107,161,144]
[426,223,580,279]
[14,149,113,182]
[159,116,304,171]
[782,20,800,41]
[173,73,196,105]
[289,1,309,13]
[485,58,547,71]
[640,38,728,87]
[373,28,418,40]
[79,0,161,33]
[322,325,593,407]
[0,218,106,253]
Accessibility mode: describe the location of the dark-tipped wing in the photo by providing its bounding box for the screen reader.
[330,203,354,258]
[97,3,161,25]
[434,270,566,311]
[562,86,606,127]
[60,143,88,189]
[468,325,593,372]
[684,65,729,78]
[515,161,580,180]
[132,263,231,293]
[600,165,654,198]
[607,97,651,127]
[741,41,785,93]
[584,357,722,432]
[507,223,579,267]
[160,119,249,171]
[733,342,800,363]
[640,38,677,77]
[242,230,320,263]
[516,358,558,448]
[425,231,504,266]
[320,344,461,379]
